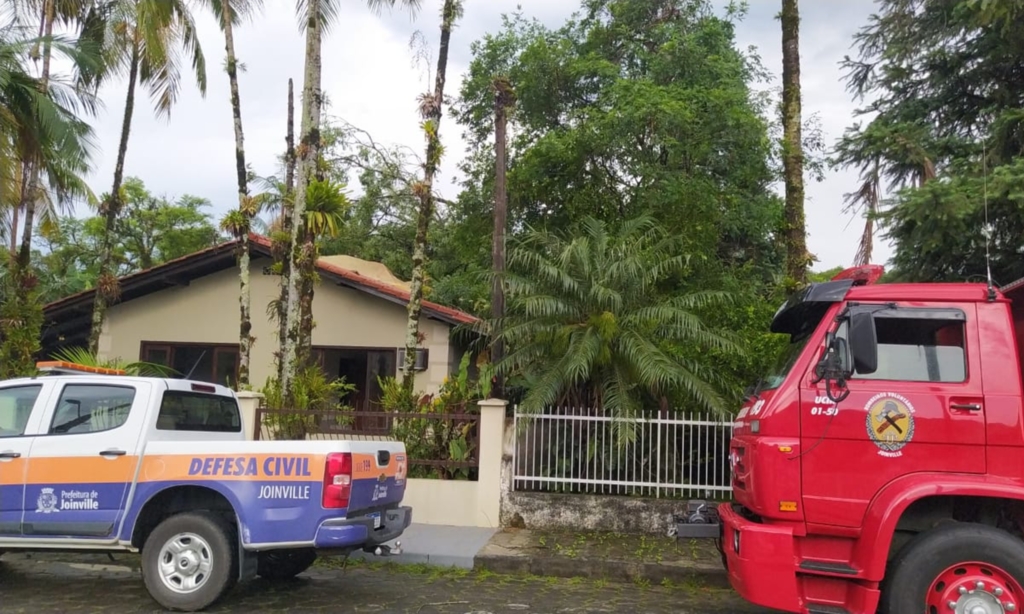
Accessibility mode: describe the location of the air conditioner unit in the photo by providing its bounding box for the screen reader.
[396,348,429,371]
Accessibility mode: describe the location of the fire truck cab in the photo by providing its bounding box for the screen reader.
[706,266,1024,614]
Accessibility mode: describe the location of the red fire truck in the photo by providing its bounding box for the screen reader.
[687,265,1024,614]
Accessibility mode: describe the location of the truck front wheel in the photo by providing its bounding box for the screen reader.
[882,522,1024,614]
[141,512,238,612]
[256,549,318,580]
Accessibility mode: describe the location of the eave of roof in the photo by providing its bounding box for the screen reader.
[44,234,479,328]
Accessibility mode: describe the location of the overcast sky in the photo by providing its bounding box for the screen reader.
[73,0,884,272]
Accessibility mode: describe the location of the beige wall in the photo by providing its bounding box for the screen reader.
[96,257,453,395]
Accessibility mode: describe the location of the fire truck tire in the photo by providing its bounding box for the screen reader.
[881,522,1024,614]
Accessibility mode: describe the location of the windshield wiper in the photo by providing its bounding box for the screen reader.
[744,377,764,402]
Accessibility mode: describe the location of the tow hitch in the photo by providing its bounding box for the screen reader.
[363,541,403,557]
[670,500,721,539]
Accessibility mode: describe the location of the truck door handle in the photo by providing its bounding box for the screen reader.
[951,403,982,411]
[99,449,127,457]
[0,451,20,459]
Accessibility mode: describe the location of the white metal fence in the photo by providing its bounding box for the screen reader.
[512,406,734,499]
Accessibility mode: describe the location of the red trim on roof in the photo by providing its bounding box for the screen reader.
[44,233,478,326]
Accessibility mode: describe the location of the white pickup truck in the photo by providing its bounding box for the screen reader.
[0,361,411,611]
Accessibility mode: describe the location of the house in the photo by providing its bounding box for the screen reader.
[41,234,481,407]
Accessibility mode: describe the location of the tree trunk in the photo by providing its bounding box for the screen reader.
[223,0,253,389]
[15,0,55,269]
[89,41,140,355]
[280,3,323,398]
[781,0,807,286]
[273,79,297,383]
[491,77,514,399]
[402,0,459,389]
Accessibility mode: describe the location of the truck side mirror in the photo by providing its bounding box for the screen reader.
[848,312,878,374]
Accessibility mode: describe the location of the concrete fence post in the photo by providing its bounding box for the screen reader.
[477,398,509,528]
[235,391,264,440]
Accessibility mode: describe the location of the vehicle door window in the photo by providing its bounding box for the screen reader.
[0,385,42,437]
[49,385,136,435]
[839,312,967,383]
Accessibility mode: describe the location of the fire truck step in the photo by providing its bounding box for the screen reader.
[799,560,858,575]
[807,606,851,614]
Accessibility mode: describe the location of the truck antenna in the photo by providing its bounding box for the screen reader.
[184,350,207,380]
[983,141,996,302]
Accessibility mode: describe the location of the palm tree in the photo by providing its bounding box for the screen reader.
[219,195,260,388]
[86,0,207,354]
[0,19,96,267]
[251,173,347,355]
[0,21,97,378]
[494,215,738,425]
[50,346,177,376]
[14,0,99,271]
[279,0,420,399]
[203,0,262,389]
[402,0,461,390]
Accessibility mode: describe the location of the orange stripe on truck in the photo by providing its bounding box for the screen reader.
[26,456,138,485]
[0,458,25,485]
[139,453,325,483]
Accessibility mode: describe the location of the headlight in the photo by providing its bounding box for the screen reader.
[733,529,741,554]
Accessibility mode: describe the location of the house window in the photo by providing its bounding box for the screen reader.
[141,343,240,387]
[313,347,397,431]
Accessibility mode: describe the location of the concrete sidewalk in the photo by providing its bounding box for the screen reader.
[362,523,728,587]
[349,523,498,569]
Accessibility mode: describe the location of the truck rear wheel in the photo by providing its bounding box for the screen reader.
[882,522,1024,614]
[141,512,238,612]
[256,548,318,580]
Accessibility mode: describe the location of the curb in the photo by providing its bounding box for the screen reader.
[473,552,730,588]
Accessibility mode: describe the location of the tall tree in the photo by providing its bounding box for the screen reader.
[402,0,460,389]
[833,0,1024,282]
[206,0,263,388]
[0,21,97,377]
[87,0,207,354]
[780,0,807,286]
[280,0,421,398]
[490,75,514,398]
[271,78,296,382]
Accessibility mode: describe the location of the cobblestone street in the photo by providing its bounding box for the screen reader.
[0,552,775,613]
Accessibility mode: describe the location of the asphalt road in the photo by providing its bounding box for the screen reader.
[0,552,777,613]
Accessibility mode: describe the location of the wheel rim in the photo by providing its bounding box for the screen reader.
[157,532,214,595]
[926,561,1023,613]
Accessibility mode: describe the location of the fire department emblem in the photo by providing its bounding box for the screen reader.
[865,393,916,458]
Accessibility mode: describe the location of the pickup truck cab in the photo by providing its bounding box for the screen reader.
[0,361,411,611]
[679,265,1024,614]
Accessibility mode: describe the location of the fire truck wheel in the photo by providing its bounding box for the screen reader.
[881,522,1024,614]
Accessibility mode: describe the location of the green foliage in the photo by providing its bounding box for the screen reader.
[379,353,492,480]
[259,366,357,439]
[495,214,739,423]
[454,0,782,276]
[47,345,177,377]
[833,0,1024,282]
[0,265,44,379]
[32,177,223,301]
